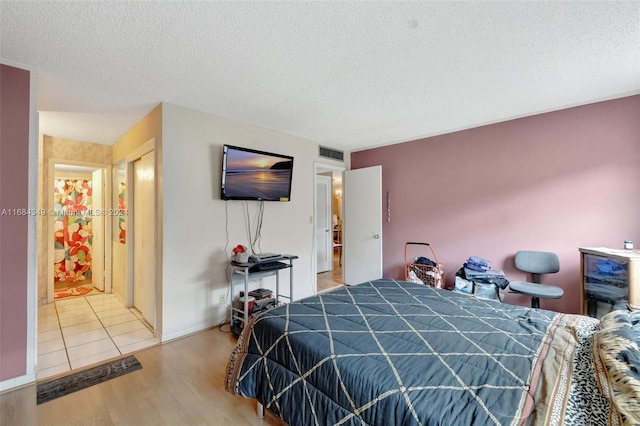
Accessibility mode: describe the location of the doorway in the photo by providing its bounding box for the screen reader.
[36,149,159,379]
[314,163,345,293]
[316,175,332,273]
[47,161,112,303]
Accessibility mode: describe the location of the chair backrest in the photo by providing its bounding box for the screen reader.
[515,251,560,278]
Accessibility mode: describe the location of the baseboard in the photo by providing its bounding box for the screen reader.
[160,322,216,343]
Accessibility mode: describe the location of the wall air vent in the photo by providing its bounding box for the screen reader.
[319,146,344,162]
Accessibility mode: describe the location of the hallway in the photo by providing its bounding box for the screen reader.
[317,252,343,293]
[37,292,159,380]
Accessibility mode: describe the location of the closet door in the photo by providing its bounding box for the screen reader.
[133,151,155,326]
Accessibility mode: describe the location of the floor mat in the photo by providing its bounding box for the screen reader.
[53,285,94,299]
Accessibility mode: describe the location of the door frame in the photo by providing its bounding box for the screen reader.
[46,159,112,304]
[91,168,105,292]
[124,137,158,331]
[313,162,346,291]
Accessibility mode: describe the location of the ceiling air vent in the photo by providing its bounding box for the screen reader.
[319,146,344,162]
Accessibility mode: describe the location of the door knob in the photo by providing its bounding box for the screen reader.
[374,234,380,239]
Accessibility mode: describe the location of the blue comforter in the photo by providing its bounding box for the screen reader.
[226,279,599,425]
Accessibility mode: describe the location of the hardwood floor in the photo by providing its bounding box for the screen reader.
[1,254,347,425]
[317,252,343,293]
[0,326,286,426]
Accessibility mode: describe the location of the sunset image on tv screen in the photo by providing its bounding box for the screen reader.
[223,147,293,201]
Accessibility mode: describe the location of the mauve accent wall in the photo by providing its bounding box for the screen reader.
[352,95,640,314]
[0,64,30,381]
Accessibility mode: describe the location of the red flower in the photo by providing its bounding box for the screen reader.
[66,195,88,215]
[232,245,246,254]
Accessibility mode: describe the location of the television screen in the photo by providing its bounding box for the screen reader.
[221,145,294,201]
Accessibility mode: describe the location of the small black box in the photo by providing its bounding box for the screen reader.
[249,288,273,299]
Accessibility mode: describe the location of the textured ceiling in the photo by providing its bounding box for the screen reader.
[1,1,639,151]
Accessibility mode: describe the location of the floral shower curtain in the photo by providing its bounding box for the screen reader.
[53,179,93,285]
[117,181,126,244]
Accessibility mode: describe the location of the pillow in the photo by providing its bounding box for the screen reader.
[593,310,640,425]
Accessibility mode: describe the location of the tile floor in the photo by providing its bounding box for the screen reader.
[37,292,159,380]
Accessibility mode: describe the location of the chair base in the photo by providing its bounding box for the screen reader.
[531,297,540,309]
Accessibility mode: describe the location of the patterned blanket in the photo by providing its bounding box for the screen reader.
[226,279,610,425]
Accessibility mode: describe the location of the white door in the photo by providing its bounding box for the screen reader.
[91,168,105,291]
[133,151,155,325]
[343,166,383,285]
[316,175,332,273]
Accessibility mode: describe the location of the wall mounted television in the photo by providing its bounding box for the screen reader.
[221,145,294,201]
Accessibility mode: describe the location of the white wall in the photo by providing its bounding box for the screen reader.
[160,103,327,340]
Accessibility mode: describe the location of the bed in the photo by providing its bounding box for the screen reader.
[225,279,640,425]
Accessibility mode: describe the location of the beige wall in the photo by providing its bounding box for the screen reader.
[160,103,333,340]
[37,136,112,304]
[110,104,162,306]
[38,102,346,344]
[111,104,163,163]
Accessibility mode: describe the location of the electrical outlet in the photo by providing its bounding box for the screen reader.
[218,295,227,305]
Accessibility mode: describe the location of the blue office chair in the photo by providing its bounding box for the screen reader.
[509,250,564,309]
